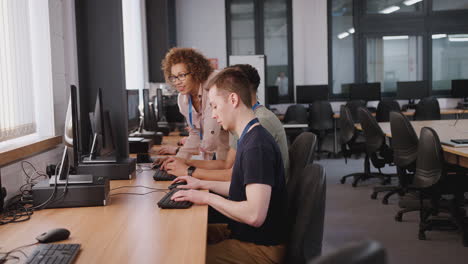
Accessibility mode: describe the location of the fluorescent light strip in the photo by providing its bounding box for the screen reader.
[448,37,468,42]
[403,0,422,6]
[382,35,409,40]
[432,34,447,39]
[348,28,355,34]
[379,6,400,14]
[337,32,350,39]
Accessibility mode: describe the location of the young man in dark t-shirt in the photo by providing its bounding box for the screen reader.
[171,68,287,263]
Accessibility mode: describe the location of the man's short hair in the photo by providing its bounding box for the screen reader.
[228,64,260,93]
[208,68,252,107]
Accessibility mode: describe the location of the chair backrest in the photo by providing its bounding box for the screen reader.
[389,111,418,168]
[412,127,444,189]
[289,132,317,180]
[284,104,308,124]
[345,100,366,123]
[358,107,385,154]
[308,101,334,131]
[376,99,401,122]
[308,240,387,264]
[286,164,326,264]
[339,105,356,145]
[414,97,441,121]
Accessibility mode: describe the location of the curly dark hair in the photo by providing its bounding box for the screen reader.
[161,48,213,85]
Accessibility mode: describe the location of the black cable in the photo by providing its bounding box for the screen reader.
[0,242,37,263]
[110,190,168,196]
[110,185,166,191]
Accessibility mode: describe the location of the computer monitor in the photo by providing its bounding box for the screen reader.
[451,79,468,102]
[349,83,381,101]
[396,81,429,100]
[64,85,82,168]
[296,85,329,103]
[154,88,164,122]
[142,89,153,131]
[87,89,115,161]
[127,90,140,133]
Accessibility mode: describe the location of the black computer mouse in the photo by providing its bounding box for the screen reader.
[168,181,187,190]
[36,228,70,243]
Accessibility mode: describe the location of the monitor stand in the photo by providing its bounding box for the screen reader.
[402,99,417,111]
[49,174,94,185]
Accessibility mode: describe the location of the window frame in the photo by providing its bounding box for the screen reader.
[225,0,295,103]
[328,0,468,101]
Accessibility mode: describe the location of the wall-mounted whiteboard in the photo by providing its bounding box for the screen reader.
[229,55,266,105]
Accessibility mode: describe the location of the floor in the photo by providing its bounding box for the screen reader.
[316,156,468,264]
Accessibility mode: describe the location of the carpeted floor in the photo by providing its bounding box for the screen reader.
[316,156,468,264]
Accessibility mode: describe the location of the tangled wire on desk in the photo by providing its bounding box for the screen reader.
[0,161,50,225]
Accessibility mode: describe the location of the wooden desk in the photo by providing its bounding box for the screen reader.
[359,120,468,168]
[0,170,208,264]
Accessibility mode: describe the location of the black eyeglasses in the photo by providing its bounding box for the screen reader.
[168,72,191,83]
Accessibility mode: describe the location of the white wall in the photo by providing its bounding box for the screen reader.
[122,0,148,93]
[293,0,328,86]
[175,0,227,69]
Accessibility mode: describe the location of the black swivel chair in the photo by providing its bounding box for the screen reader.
[389,111,420,220]
[411,127,468,246]
[339,106,367,187]
[308,101,334,158]
[308,240,387,264]
[376,99,401,122]
[284,104,309,143]
[288,132,317,186]
[358,107,397,193]
[345,100,366,123]
[413,97,441,121]
[286,164,326,264]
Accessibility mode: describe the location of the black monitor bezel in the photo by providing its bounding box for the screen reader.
[396,81,429,100]
[349,82,381,101]
[296,85,329,103]
[126,89,140,132]
[451,79,468,98]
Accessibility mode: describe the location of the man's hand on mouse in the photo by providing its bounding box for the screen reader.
[171,188,209,205]
[172,176,201,190]
[152,157,169,167]
[165,157,189,176]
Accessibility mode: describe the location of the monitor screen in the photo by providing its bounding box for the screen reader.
[154,88,164,122]
[451,79,468,98]
[396,81,429,100]
[142,89,151,130]
[127,90,140,132]
[296,85,329,103]
[89,88,115,158]
[349,83,381,101]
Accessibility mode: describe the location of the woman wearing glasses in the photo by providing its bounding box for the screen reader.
[157,47,229,162]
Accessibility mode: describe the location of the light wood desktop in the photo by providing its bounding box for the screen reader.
[0,169,208,264]
[359,119,468,168]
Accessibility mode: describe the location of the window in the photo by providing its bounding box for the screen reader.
[0,0,55,146]
[433,0,468,11]
[226,0,294,103]
[365,0,424,14]
[432,34,468,91]
[331,0,354,95]
[0,0,36,142]
[329,0,468,98]
[367,35,423,92]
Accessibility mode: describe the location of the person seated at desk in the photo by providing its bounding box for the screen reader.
[162,64,290,182]
[171,68,287,264]
[156,47,229,160]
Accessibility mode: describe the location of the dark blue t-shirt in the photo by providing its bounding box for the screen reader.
[228,125,288,246]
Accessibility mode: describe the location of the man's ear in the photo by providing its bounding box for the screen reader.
[229,93,240,108]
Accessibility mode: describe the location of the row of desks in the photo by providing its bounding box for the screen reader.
[0,136,207,264]
[281,108,467,154]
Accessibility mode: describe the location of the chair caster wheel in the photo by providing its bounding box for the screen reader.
[352,182,358,188]
[340,178,346,184]
[371,192,378,200]
[395,213,402,222]
[382,198,389,205]
[418,232,426,240]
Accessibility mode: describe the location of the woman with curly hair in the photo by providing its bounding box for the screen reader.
[157,48,229,162]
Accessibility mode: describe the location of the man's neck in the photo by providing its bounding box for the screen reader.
[234,108,257,137]
[250,93,257,107]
